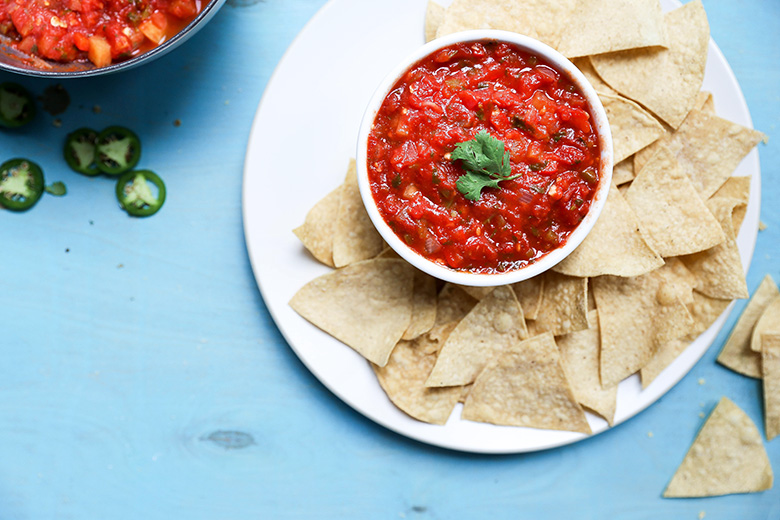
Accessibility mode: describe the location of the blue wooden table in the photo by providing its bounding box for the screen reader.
[1,1,778,518]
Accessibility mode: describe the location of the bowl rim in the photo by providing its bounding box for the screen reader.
[355,29,613,287]
[0,0,226,78]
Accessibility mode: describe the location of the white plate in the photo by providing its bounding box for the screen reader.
[242,0,761,453]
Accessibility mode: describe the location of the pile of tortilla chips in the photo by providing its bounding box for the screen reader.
[289,0,766,441]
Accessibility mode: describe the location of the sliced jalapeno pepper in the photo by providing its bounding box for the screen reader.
[0,158,44,211]
[0,83,36,128]
[96,126,141,175]
[116,170,166,217]
[64,127,100,176]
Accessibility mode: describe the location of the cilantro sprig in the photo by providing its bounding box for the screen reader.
[451,130,519,201]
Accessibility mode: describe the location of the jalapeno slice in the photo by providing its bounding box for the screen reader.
[64,127,100,176]
[116,170,166,217]
[0,158,44,211]
[0,83,36,128]
[96,126,141,175]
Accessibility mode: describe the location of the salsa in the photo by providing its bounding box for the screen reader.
[366,40,601,274]
[0,0,202,67]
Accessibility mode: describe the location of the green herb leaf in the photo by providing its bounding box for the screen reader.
[44,181,67,196]
[456,173,501,201]
[451,130,519,200]
[529,161,547,172]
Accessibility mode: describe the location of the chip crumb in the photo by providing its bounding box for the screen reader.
[92,104,102,114]
[698,511,706,520]
[698,378,705,385]
[52,118,62,127]
[173,119,181,127]
[699,412,705,418]
[224,100,230,105]
[759,221,767,231]
[117,263,124,268]
[762,135,770,144]
[647,431,653,438]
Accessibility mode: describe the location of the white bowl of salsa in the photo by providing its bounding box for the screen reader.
[0,0,225,77]
[356,30,613,287]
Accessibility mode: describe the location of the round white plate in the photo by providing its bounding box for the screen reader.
[242,0,761,453]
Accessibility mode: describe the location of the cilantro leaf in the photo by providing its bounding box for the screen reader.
[450,130,518,200]
[456,173,501,201]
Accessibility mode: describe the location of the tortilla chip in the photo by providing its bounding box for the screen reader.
[612,158,635,186]
[591,1,709,129]
[511,276,544,320]
[289,258,414,366]
[751,295,780,352]
[424,1,445,42]
[625,145,724,257]
[456,285,495,301]
[687,290,731,338]
[634,109,765,199]
[426,286,527,387]
[554,183,663,277]
[641,338,689,389]
[373,327,462,425]
[761,333,780,441]
[434,283,478,328]
[680,197,748,300]
[698,90,716,114]
[557,310,617,425]
[572,57,618,96]
[332,159,385,267]
[599,92,665,164]
[712,176,751,234]
[659,258,697,306]
[293,184,342,267]
[462,333,592,433]
[557,0,665,58]
[594,269,694,387]
[717,276,778,378]
[435,0,576,49]
[402,270,438,340]
[533,272,590,336]
[663,397,773,497]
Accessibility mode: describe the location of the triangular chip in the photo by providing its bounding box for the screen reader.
[557,0,665,58]
[718,276,778,378]
[557,310,617,425]
[426,286,527,387]
[402,270,438,340]
[626,145,724,257]
[712,175,751,235]
[289,258,414,366]
[554,183,663,277]
[373,325,462,425]
[594,269,694,387]
[572,57,618,96]
[641,338,689,389]
[435,0,576,49]
[680,197,748,299]
[424,1,445,42]
[591,1,709,128]
[533,271,589,336]
[511,275,544,320]
[332,159,385,267]
[612,158,635,186]
[751,295,780,352]
[462,333,591,434]
[686,290,731,338]
[455,285,495,301]
[664,397,773,497]
[434,283,478,328]
[762,333,780,441]
[634,109,765,199]
[599,92,665,164]
[293,184,342,267]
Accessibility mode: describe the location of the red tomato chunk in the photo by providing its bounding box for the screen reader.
[0,0,202,66]
[366,41,602,274]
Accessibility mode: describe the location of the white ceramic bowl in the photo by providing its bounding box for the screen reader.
[356,30,613,287]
